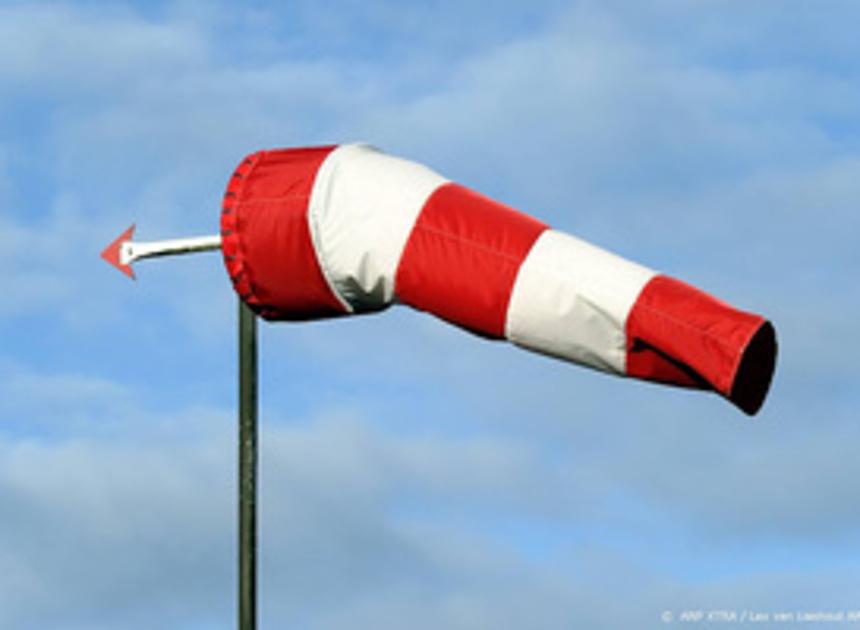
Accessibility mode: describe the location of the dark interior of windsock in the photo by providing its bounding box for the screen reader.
[729,321,777,416]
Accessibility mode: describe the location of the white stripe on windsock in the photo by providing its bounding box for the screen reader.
[308,144,448,312]
[505,229,657,374]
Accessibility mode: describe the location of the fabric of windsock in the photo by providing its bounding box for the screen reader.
[221,144,777,415]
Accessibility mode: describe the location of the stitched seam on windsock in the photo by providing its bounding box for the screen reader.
[631,297,755,354]
[306,145,354,313]
[222,151,263,307]
[407,222,546,266]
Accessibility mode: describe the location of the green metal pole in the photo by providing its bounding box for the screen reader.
[238,300,258,630]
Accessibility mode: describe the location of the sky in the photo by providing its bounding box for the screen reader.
[1,1,859,628]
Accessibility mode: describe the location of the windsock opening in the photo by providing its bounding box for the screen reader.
[625,275,777,415]
[729,320,777,415]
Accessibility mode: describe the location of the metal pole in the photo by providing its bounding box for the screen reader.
[238,300,258,630]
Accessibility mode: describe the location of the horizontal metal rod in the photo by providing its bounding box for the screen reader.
[121,234,222,265]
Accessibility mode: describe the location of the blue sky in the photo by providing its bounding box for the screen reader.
[1,1,859,628]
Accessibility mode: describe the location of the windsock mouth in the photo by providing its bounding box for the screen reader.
[728,320,777,416]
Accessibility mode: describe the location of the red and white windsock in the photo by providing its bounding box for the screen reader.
[220,144,777,414]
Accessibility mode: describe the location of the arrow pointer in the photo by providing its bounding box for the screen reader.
[101,224,222,279]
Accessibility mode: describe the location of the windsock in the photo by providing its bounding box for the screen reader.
[220,144,776,415]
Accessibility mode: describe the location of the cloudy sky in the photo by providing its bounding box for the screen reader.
[1,1,859,628]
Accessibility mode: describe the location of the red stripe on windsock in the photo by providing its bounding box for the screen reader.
[221,146,347,320]
[625,275,776,414]
[395,183,548,338]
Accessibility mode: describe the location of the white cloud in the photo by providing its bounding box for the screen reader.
[0,3,206,92]
[0,432,234,629]
[2,402,857,629]
[0,381,591,628]
[5,0,855,330]
[0,201,90,317]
